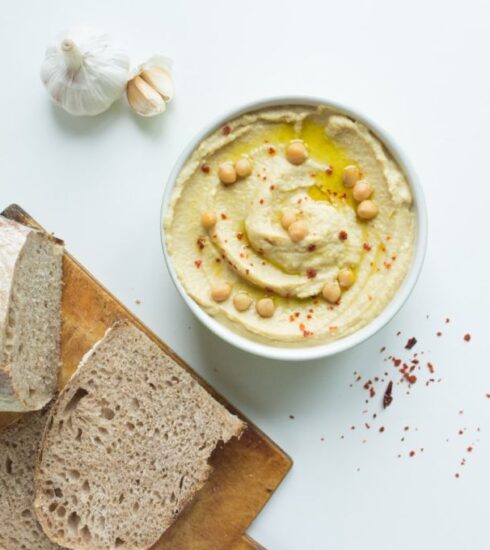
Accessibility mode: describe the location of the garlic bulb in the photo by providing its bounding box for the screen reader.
[41,28,130,116]
[127,55,174,117]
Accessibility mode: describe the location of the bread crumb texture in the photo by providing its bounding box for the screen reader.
[0,408,61,549]
[34,322,245,550]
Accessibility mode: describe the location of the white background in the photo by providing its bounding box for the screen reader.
[1,1,489,548]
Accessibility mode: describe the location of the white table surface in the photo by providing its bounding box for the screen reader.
[2,1,489,548]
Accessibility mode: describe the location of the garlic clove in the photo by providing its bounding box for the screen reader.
[127,76,166,117]
[139,67,174,103]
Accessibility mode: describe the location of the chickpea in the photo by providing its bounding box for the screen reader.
[218,162,237,185]
[322,281,341,303]
[210,281,231,302]
[338,268,355,289]
[201,211,217,229]
[288,220,309,242]
[235,157,253,178]
[281,209,297,230]
[352,181,373,202]
[233,292,253,312]
[357,200,378,220]
[342,165,360,188]
[256,297,275,318]
[286,140,308,165]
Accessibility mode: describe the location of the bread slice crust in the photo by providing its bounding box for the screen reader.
[34,322,245,550]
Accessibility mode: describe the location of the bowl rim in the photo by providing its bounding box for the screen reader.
[160,96,428,361]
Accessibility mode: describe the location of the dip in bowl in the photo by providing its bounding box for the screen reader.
[161,98,427,360]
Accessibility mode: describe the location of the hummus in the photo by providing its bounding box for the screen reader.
[164,105,416,347]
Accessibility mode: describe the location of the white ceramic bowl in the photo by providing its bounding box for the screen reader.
[160,97,428,361]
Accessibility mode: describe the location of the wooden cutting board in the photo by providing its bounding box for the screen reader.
[0,204,292,550]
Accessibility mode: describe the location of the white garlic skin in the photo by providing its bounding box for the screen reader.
[41,28,130,116]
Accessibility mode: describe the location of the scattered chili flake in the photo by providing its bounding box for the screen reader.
[222,125,231,135]
[338,230,348,241]
[379,426,385,433]
[325,165,333,175]
[467,446,473,453]
[365,423,371,429]
[236,232,244,240]
[436,331,442,337]
[196,237,205,250]
[445,318,450,324]
[404,426,410,431]
[351,426,356,430]
[306,268,317,279]
[409,450,416,457]
[427,362,434,373]
[259,199,264,205]
[201,163,210,173]
[405,337,417,350]
[307,244,317,252]
[220,213,228,220]
[268,146,276,155]
[289,415,295,420]
[194,260,202,268]
[464,333,471,342]
[383,381,393,408]
[369,387,375,398]
[269,185,275,191]
[380,346,386,353]
[396,331,401,336]
[393,358,402,367]
[363,243,372,251]
[455,473,460,479]
[486,393,490,399]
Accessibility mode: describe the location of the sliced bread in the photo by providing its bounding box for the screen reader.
[0,408,61,550]
[0,216,63,412]
[34,322,245,550]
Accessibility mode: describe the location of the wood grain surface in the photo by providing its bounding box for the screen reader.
[0,204,292,550]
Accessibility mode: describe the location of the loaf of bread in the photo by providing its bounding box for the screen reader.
[0,216,63,411]
[0,408,61,549]
[34,322,245,550]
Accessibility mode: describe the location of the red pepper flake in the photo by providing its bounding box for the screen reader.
[269,185,276,191]
[436,331,442,337]
[393,358,402,367]
[384,262,392,269]
[201,163,210,173]
[380,346,386,353]
[220,213,228,220]
[267,146,276,155]
[464,333,471,342]
[196,237,205,250]
[455,473,460,479]
[409,450,416,457]
[351,426,356,430]
[307,244,317,252]
[427,362,434,373]
[363,243,372,251]
[486,393,490,399]
[222,125,231,135]
[458,430,464,435]
[467,446,473,453]
[289,414,295,419]
[407,374,417,385]
[194,260,202,268]
[338,230,348,241]
[445,318,450,324]
[365,423,371,429]
[259,199,264,205]
[295,312,300,318]
[383,381,393,408]
[306,268,317,279]
[236,232,244,240]
[379,426,385,433]
[404,426,410,431]
[405,337,417,350]
[369,387,375,398]
[325,165,333,175]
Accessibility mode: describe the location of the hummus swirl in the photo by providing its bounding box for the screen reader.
[165,105,416,347]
